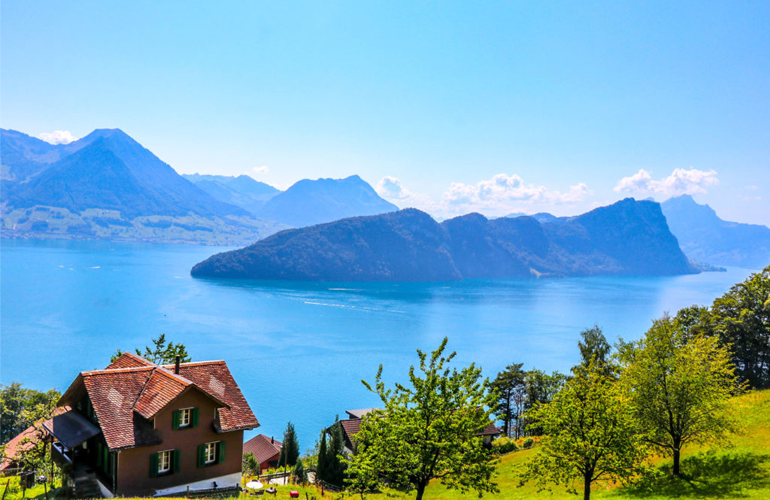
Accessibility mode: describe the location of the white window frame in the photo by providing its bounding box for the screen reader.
[204,442,218,464]
[158,450,172,474]
[179,408,192,428]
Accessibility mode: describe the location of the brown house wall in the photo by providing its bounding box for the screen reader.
[115,389,245,496]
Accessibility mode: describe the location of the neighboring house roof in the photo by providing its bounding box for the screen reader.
[478,423,502,436]
[1,407,69,471]
[345,409,377,419]
[243,434,282,466]
[339,419,362,450]
[57,353,259,451]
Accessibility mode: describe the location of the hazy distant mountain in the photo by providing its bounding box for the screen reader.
[1,128,283,245]
[183,173,280,215]
[661,195,770,269]
[0,129,62,181]
[255,175,399,227]
[505,212,559,224]
[191,198,696,281]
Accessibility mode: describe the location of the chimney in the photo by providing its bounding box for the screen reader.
[174,355,180,374]
[271,436,274,444]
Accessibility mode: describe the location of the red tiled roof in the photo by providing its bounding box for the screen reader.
[243,434,282,466]
[104,352,155,370]
[1,407,69,471]
[133,369,191,419]
[166,361,259,432]
[57,353,259,451]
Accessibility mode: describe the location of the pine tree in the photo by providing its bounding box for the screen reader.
[316,431,328,483]
[279,422,300,467]
[326,418,347,487]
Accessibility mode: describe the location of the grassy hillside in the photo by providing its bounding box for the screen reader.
[4,391,767,500]
[422,389,770,499]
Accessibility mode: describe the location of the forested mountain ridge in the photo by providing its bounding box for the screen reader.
[191,198,698,281]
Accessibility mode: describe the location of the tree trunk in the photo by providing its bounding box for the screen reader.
[415,482,427,500]
[583,473,591,500]
[673,448,681,476]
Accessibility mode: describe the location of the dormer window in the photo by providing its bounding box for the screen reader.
[172,407,199,429]
[179,408,191,427]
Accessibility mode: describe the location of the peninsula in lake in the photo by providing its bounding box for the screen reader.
[191,198,699,281]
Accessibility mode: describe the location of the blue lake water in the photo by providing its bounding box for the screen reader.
[0,238,756,450]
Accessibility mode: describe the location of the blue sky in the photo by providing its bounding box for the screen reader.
[2,1,768,223]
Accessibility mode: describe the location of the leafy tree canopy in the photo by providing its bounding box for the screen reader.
[347,337,498,500]
[520,359,648,500]
[618,315,744,476]
[111,333,191,365]
[0,383,60,445]
[490,363,526,438]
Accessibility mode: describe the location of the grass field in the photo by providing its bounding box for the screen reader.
[3,391,768,500]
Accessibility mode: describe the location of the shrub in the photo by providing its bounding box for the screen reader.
[522,437,534,449]
[491,436,519,454]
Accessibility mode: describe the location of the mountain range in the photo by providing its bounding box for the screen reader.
[191,198,698,281]
[661,195,770,269]
[1,128,400,244]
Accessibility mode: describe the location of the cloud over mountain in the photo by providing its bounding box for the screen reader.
[614,168,718,197]
[377,173,591,217]
[38,130,77,145]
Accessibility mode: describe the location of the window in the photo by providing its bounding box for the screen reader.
[179,408,191,427]
[204,442,217,464]
[172,407,198,429]
[158,450,171,474]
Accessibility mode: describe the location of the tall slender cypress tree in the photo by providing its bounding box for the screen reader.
[316,431,328,482]
[279,421,300,467]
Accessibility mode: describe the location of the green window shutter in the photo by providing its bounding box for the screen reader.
[173,449,181,473]
[218,441,226,464]
[172,410,180,430]
[150,453,158,477]
[103,448,109,471]
[96,442,103,467]
[191,408,199,427]
[197,444,205,468]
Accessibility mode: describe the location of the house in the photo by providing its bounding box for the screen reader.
[43,352,259,497]
[242,434,282,473]
[0,407,69,474]
[324,409,380,455]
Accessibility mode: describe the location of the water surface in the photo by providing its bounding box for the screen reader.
[0,238,754,449]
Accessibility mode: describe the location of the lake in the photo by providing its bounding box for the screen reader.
[0,238,756,450]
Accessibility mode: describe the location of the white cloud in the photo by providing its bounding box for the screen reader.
[252,165,269,174]
[377,173,591,217]
[443,174,591,213]
[38,130,77,145]
[614,168,719,197]
[376,176,436,210]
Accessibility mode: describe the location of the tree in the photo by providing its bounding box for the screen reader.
[111,333,191,365]
[347,337,498,500]
[293,458,308,485]
[618,315,744,476]
[243,452,259,477]
[325,418,347,488]
[0,383,60,445]
[316,431,328,484]
[279,422,300,467]
[522,369,566,436]
[490,363,526,438]
[575,326,615,377]
[710,266,770,389]
[520,359,647,500]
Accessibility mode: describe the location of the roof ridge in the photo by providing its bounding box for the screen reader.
[174,360,226,367]
[82,366,156,376]
[155,366,193,386]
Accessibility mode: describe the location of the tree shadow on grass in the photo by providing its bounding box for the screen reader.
[621,451,770,498]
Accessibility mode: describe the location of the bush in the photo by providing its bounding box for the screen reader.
[522,437,534,449]
[491,437,519,454]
